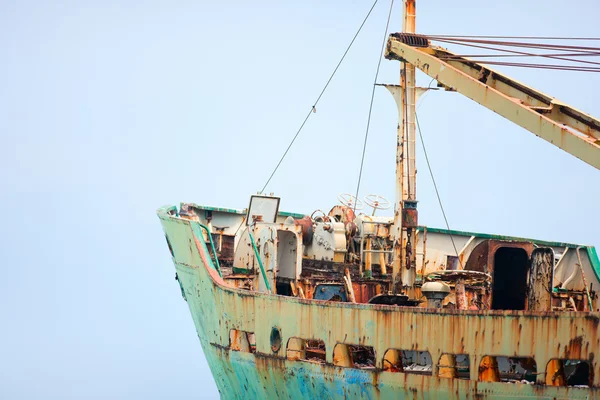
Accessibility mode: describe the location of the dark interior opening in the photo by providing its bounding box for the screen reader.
[275,280,294,296]
[348,345,376,369]
[492,247,529,310]
[566,360,590,386]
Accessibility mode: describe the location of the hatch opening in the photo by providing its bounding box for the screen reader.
[492,247,529,310]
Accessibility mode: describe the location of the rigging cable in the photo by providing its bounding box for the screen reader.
[437,51,600,59]
[430,37,600,68]
[426,36,600,52]
[424,37,600,72]
[446,61,600,72]
[259,0,380,194]
[352,0,395,214]
[426,35,600,41]
[415,111,463,268]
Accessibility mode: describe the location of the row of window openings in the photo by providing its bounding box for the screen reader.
[229,330,590,387]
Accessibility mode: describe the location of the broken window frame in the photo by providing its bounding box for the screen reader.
[479,355,537,384]
[438,353,470,380]
[229,329,256,353]
[382,349,433,376]
[286,337,327,364]
[545,358,591,387]
[333,343,377,370]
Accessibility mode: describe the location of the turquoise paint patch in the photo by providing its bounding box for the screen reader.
[586,246,600,282]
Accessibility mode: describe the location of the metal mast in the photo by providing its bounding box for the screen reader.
[391,0,418,293]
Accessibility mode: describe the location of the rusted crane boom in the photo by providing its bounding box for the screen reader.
[385,34,600,170]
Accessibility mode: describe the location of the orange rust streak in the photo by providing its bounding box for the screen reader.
[546,359,566,386]
[193,234,228,285]
[478,356,500,382]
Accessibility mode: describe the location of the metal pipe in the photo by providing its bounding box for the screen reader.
[363,249,394,254]
[421,227,427,277]
[575,247,593,311]
[400,0,418,291]
[392,1,418,286]
[456,280,467,310]
[248,229,272,293]
[403,0,417,202]
[361,234,393,278]
[359,236,364,277]
[344,269,357,303]
[379,251,387,275]
[197,223,223,278]
[365,237,372,278]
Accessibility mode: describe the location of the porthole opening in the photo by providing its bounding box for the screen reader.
[270,327,282,353]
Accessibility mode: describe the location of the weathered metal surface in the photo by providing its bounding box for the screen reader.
[388,0,418,291]
[527,248,554,311]
[293,216,314,245]
[546,358,567,386]
[392,32,429,48]
[385,36,600,170]
[313,283,347,302]
[576,247,595,311]
[455,281,467,311]
[159,209,600,398]
[401,206,418,229]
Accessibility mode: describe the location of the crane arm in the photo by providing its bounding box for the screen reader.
[385,34,600,170]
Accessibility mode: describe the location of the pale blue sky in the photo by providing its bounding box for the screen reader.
[1,1,598,399]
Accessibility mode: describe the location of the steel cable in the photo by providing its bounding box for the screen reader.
[259,0,380,194]
[428,36,600,52]
[415,111,463,268]
[439,52,600,59]
[426,35,600,41]
[452,61,600,72]
[432,38,600,67]
[429,37,600,72]
[352,0,395,215]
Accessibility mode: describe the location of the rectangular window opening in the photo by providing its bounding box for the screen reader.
[479,356,536,384]
[383,349,432,375]
[286,338,326,364]
[333,344,376,370]
[229,329,256,353]
[438,353,470,380]
[546,359,590,387]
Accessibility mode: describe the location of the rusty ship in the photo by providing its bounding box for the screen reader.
[158,1,600,398]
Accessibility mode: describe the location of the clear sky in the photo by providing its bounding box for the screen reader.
[1,1,598,399]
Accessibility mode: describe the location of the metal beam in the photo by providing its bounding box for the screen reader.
[385,36,600,170]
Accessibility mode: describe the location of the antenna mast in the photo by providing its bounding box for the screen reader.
[391,0,418,293]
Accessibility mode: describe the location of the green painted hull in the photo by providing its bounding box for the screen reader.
[200,348,597,399]
[159,206,599,399]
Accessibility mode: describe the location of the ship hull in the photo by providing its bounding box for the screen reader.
[160,207,599,399]
[200,347,592,399]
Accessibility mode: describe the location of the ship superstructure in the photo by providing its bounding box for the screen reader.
[158,1,600,398]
